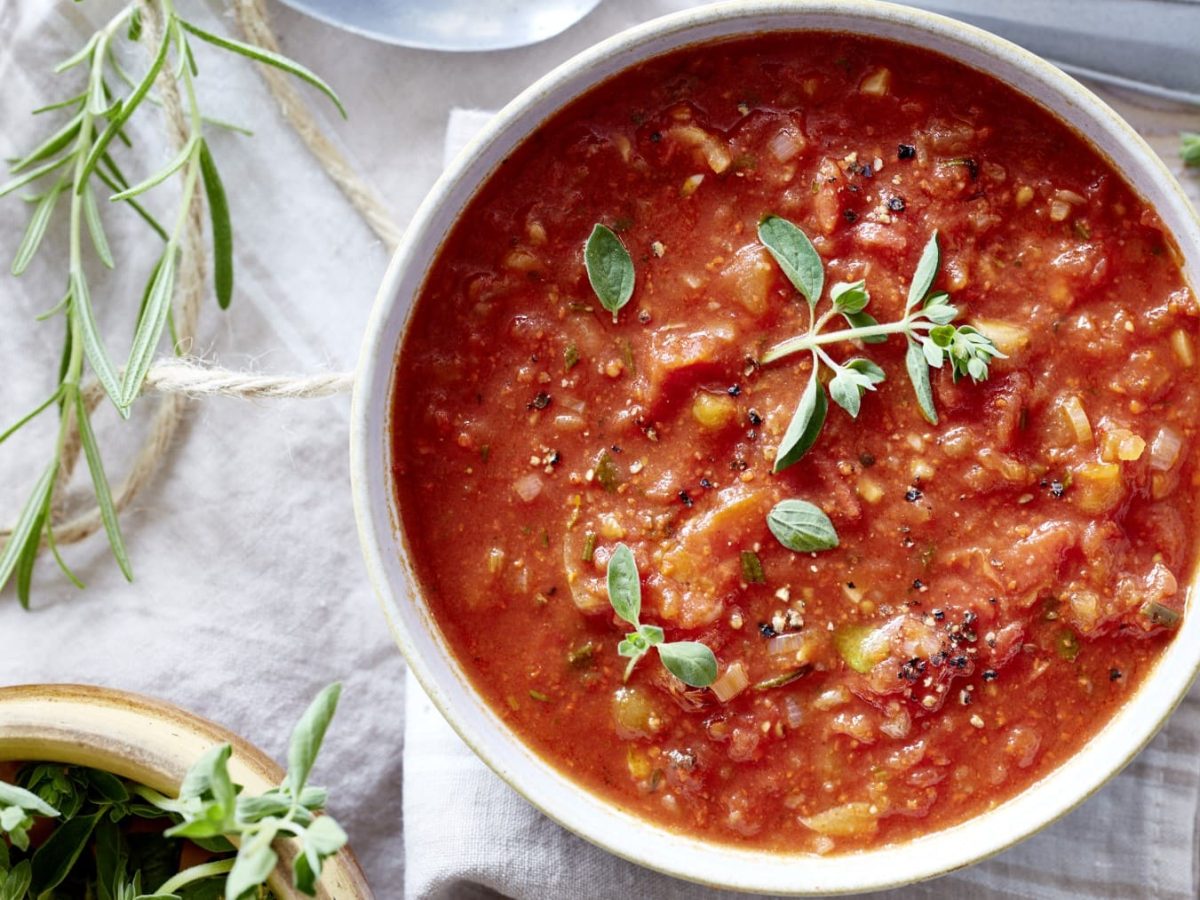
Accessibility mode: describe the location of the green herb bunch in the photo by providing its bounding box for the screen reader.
[756,216,1003,471]
[0,1,343,606]
[0,684,346,900]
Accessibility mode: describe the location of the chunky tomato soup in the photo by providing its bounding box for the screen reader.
[391,33,1197,851]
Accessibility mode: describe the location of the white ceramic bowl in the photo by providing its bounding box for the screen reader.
[351,1,1200,893]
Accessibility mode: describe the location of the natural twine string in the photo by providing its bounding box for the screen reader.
[1,0,401,552]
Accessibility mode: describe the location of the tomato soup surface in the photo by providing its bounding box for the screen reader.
[392,33,1198,851]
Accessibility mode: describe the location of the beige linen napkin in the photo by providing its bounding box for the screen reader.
[401,107,1200,900]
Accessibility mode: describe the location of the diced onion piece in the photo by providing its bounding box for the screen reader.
[767,631,807,658]
[856,476,884,504]
[1015,185,1034,208]
[833,625,889,673]
[711,661,750,703]
[879,707,911,740]
[814,685,850,710]
[681,173,706,197]
[1071,461,1123,514]
[1171,329,1195,367]
[666,125,732,174]
[784,696,805,729]
[972,318,1030,356]
[767,126,806,163]
[504,248,540,271]
[513,473,543,503]
[800,802,878,837]
[1059,395,1093,446]
[1053,188,1086,205]
[1150,426,1183,471]
[1066,588,1100,633]
[1099,428,1146,463]
[1049,200,1071,222]
[486,547,505,574]
[858,67,892,96]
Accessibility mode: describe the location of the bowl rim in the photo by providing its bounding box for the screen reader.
[0,683,374,900]
[350,0,1200,894]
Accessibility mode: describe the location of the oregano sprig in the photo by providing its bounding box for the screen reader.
[757,216,1003,471]
[0,683,347,900]
[606,543,717,687]
[0,1,344,605]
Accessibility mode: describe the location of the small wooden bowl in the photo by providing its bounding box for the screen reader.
[0,683,373,900]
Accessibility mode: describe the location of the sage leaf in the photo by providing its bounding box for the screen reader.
[0,782,59,818]
[767,499,839,552]
[30,810,101,895]
[758,214,823,305]
[178,20,347,118]
[223,827,278,900]
[906,230,940,311]
[302,815,347,858]
[584,224,635,323]
[773,367,827,473]
[906,338,938,424]
[0,861,31,900]
[198,140,233,309]
[287,683,343,797]
[605,542,641,627]
[658,641,718,687]
[763,496,840,554]
[1184,132,1200,166]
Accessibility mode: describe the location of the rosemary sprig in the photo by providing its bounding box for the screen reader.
[757,216,1003,471]
[0,1,343,605]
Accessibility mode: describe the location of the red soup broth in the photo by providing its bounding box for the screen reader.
[391,33,1197,852]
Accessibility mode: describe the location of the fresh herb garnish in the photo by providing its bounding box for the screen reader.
[0,2,343,604]
[0,684,346,899]
[584,224,635,323]
[1183,132,1200,167]
[767,499,838,552]
[757,217,1003,469]
[606,543,717,687]
[740,550,766,584]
